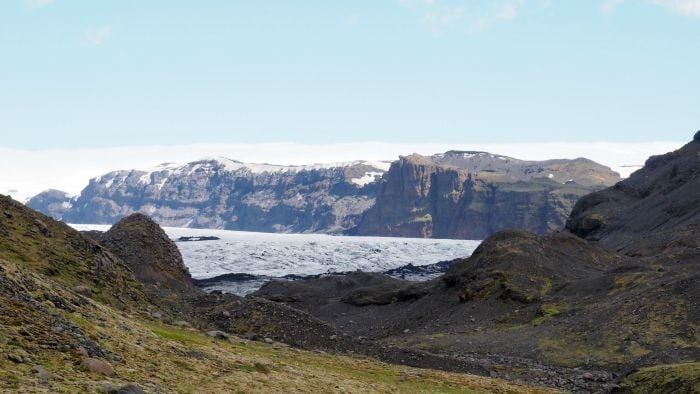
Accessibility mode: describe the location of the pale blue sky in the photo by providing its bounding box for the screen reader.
[1,0,698,149]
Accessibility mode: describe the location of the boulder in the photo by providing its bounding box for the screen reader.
[81,358,115,377]
[205,330,229,340]
[73,285,93,297]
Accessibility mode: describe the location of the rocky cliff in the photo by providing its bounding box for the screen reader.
[29,157,388,233]
[353,151,620,239]
[28,152,619,239]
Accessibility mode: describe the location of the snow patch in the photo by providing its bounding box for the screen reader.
[350,171,384,186]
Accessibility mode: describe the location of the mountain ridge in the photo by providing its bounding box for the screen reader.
[28,151,620,239]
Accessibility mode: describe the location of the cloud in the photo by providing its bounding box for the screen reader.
[82,26,113,46]
[652,0,700,16]
[399,0,526,35]
[0,140,684,202]
[344,14,360,26]
[602,0,700,17]
[25,0,55,8]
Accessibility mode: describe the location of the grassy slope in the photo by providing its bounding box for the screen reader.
[0,195,551,393]
[0,259,550,393]
[620,363,700,393]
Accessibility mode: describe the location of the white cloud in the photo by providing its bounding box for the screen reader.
[25,0,55,8]
[652,0,700,16]
[602,0,700,16]
[82,26,113,46]
[399,0,526,35]
[0,141,685,202]
[422,5,464,35]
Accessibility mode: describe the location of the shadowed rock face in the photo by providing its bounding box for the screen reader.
[353,152,620,239]
[566,137,700,252]
[99,213,196,295]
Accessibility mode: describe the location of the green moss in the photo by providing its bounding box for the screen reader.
[620,362,700,393]
[148,323,208,346]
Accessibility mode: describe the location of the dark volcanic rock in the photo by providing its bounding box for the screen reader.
[100,214,196,294]
[443,230,628,303]
[354,152,619,239]
[566,134,700,252]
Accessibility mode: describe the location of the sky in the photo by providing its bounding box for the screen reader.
[0,0,698,149]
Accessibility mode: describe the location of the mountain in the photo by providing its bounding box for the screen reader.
[353,151,620,239]
[1,195,548,392]
[29,152,619,240]
[21,189,73,221]
[29,157,389,233]
[254,134,700,392]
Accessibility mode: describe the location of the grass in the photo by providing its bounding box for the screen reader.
[0,259,553,393]
[620,362,700,393]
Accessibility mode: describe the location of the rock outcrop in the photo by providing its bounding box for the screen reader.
[566,136,700,252]
[28,158,387,234]
[353,152,620,239]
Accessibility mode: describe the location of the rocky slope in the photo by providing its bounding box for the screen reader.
[29,157,388,233]
[353,151,620,239]
[255,134,700,391]
[0,195,550,392]
[566,131,700,253]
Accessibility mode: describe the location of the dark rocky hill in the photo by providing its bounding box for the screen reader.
[255,133,700,391]
[353,152,619,239]
[567,131,700,253]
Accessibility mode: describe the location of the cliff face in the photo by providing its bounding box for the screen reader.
[354,152,619,239]
[29,158,387,233]
[28,152,619,239]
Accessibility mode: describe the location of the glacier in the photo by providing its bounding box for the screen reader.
[71,224,481,293]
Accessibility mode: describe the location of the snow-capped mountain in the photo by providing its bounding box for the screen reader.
[27,152,620,238]
[29,157,390,233]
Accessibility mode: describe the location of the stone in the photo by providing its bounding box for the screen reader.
[81,358,115,377]
[242,333,260,341]
[7,353,25,363]
[264,337,274,344]
[206,330,229,340]
[221,310,230,317]
[73,285,93,297]
[32,365,53,382]
[76,346,89,357]
[173,320,192,328]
